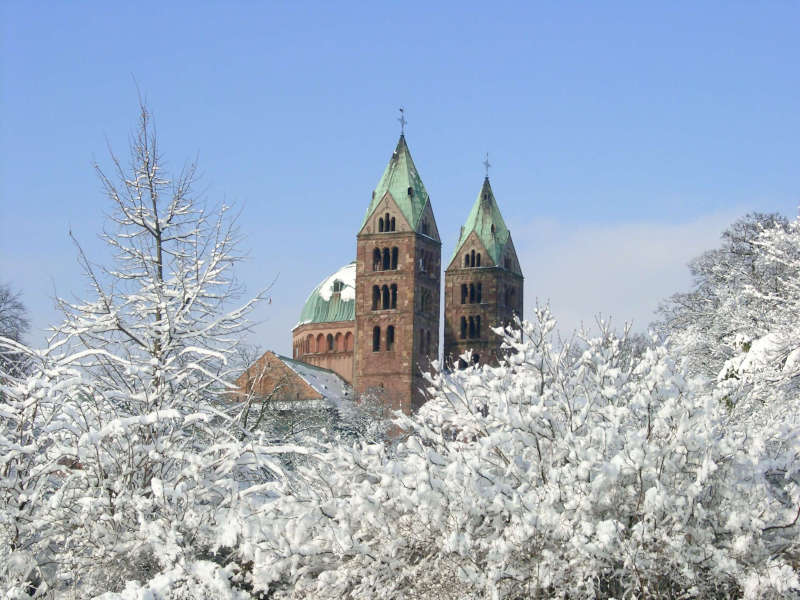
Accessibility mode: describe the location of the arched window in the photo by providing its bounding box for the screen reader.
[470,250,475,267]
[460,284,467,304]
[469,283,475,304]
[476,253,481,267]
[378,217,384,232]
[383,248,391,270]
[316,334,325,353]
[476,316,481,338]
[390,217,396,231]
[373,326,381,351]
[335,332,343,351]
[372,285,380,310]
[327,334,334,351]
[477,283,482,304]
[464,254,470,267]
[391,247,398,270]
[386,325,395,351]
[419,288,430,313]
[460,317,467,339]
[382,285,390,309]
[345,331,353,351]
[390,284,397,309]
[373,248,382,271]
[306,334,313,353]
[385,213,390,230]
[469,316,475,339]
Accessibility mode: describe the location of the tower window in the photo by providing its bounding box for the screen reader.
[381,248,390,270]
[469,283,475,304]
[464,254,470,268]
[378,217,384,232]
[460,317,467,339]
[471,250,475,268]
[505,257,511,270]
[390,217,396,231]
[382,285,390,309]
[386,325,395,351]
[460,284,467,304]
[372,285,380,310]
[476,253,481,267]
[476,316,481,338]
[390,284,397,309]
[327,334,334,351]
[373,326,381,351]
[477,283,482,304]
[469,316,475,339]
[421,219,429,235]
[373,248,382,271]
[391,247,398,270]
[426,330,431,355]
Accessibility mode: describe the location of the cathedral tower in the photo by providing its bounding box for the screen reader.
[354,135,441,413]
[444,176,523,367]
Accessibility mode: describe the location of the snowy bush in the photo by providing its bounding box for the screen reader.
[211,308,798,599]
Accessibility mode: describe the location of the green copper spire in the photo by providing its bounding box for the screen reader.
[450,177,511,266]
[361,135,430,230]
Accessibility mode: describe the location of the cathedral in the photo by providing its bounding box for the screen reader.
[285,133,524,414]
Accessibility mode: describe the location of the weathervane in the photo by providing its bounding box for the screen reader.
[483,152,491,178]
[398,107,407,136]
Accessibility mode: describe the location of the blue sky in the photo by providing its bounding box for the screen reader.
[2,1,798,352]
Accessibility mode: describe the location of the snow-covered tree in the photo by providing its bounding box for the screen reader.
[656,212,790,379]
[0,100,279,597]
[0,282,30,376]
[207,309,798,599]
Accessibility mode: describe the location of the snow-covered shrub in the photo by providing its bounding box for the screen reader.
[229,308,799,599]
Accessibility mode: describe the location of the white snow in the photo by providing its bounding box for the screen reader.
[316,262,356,302]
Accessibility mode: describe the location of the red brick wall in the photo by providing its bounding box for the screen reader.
[443,265,523,367]
[292,321,354,383]
[234,350,321,402]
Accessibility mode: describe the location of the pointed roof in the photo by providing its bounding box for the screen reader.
[361,135,430,229]
[450,177,511,266]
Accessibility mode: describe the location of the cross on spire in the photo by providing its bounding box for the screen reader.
[483,152,491,178]
[398,107,407,136]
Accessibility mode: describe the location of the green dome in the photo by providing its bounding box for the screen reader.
[295,262,356,328]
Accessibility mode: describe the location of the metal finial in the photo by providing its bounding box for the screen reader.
[398,107,407,135]
[483,152,491,178]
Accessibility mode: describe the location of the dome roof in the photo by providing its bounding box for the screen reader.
[295,262,356,328]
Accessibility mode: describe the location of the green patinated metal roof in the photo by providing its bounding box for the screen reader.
[295,262,356,328]
[361,135,430,229]
[450,177,511,266]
